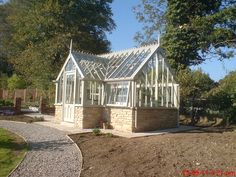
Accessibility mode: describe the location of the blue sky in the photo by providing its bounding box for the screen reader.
[106,0,236,81]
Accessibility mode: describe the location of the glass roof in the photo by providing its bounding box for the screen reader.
[69,43,159,81]
[99,44,158,80]
[72,52,108,80]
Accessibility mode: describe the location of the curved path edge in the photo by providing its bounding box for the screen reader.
[4,128,28,177]
[66,135,83,177]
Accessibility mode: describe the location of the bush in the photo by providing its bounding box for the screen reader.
[0,99,14,107]
[0,75,9,89]
[92,128,101,136]
[106,133,114,137]
[7,74,26,90]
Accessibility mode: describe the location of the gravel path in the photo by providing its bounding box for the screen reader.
[0,120,82,177]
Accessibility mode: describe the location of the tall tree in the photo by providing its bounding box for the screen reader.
[0,3,12,76]
[178,69,215,124]
[207,71,236,124]
[3,0,115,90]
[134,0,236,70]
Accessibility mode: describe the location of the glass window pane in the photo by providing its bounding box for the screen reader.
[85,81,102,105]
[65,74,74,104]
[57,75,63,103]
[75,72,81,104]
[107,82,129,106]
[65,59,76,71]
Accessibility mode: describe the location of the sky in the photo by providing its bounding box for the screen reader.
[106,0,236,81]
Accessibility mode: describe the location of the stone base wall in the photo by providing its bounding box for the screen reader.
[55,105,62,123]
[74,106,103,129]
[55,105,179,132]
[74,106,83,128]
[82,107,103,129]
[104,107,134,132]
[134,108,178,132]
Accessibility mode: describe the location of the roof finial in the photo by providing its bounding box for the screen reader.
[70,39,73,54]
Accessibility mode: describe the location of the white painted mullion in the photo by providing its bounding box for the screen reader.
[73,71,76,104]
[126,81,131,107]
[55,82,58,103]
[161,56,164,106]
[145,71,148,106]
[81,81,85,106]
[91,82,94,105]
[151,57,154,107]
[155,53,159,106]
[171,75,174,107]
[166,68,169,107]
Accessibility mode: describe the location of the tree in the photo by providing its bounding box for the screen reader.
[7,74,26,90]
[2,0,115,90]
[177,68,215,124]
[207,71,236,125]
[0,3,13,76]
[134,0,236,70]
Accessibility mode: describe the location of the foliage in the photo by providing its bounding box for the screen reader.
[105,133,114,137]
[0,4,12,76]
[178,68,215,100]
[177,68,215,123]
[0,74,8,89]
[0,128,27,177]
[92,128,101,136]
[0,99,14,107]
[134,0,236,70]
[207,71,236,124]
[0,0,115,90]
[7,74,26,90]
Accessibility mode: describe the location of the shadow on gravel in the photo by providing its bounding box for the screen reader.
[28,139,74,151]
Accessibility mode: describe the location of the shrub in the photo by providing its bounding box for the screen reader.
[7,74,26,90]
[0,99,14,107]
[92,128,101,136]
[106,133,113,137]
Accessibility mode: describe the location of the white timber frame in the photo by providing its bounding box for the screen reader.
[54,42,180,114]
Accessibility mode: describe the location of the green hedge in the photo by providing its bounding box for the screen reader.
[0,100,14,107]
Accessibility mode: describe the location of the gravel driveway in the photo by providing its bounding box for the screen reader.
[0,120,82,177]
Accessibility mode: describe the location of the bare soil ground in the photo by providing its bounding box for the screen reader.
[70,128,236,177]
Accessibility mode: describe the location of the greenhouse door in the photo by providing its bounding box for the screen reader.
[64,73,75,122]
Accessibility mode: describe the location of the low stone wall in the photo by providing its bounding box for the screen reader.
[54,105,179,132]
[82,107,103,129]
[54,105,62,123]
[104,107,134,132]
[134,107,178,132]
[74,106,83,128]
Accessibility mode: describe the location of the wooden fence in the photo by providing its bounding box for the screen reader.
[0,89,55,104]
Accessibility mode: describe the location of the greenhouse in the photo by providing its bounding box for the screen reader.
[54,42,179,132]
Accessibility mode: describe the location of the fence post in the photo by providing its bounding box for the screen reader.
[39,97,47,114]
[14,97,21,114]
[0,89,3,99]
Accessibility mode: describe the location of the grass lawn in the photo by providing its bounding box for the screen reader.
[0,128,27,177]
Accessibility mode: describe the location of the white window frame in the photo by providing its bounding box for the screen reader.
[106,81,130,107]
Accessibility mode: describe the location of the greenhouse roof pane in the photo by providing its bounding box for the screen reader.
[72,52,108,80]
[99,43,158,80]
[70,43,159,80]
